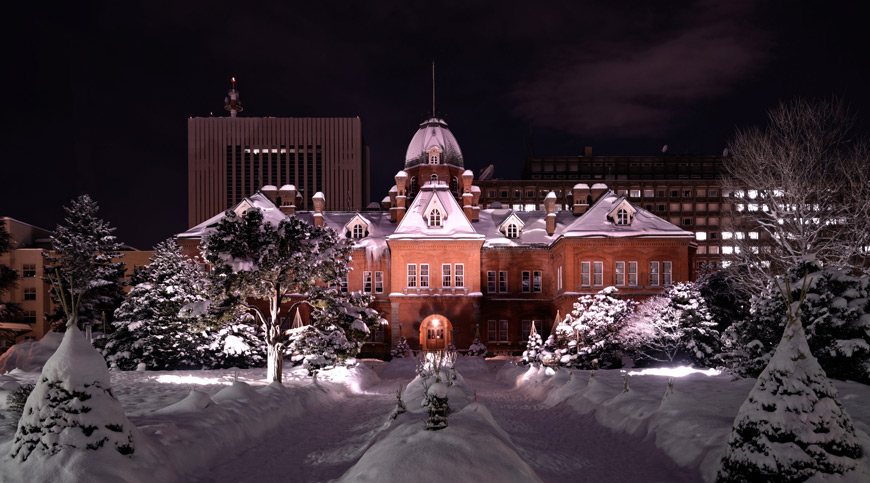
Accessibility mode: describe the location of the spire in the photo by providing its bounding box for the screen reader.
[291,310,304,329]
[431,61,436,118]
[224,77,244,118]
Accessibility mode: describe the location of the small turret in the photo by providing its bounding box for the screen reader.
[313,192,325,226]
[544,191,557,235]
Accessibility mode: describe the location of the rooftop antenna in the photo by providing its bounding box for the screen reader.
[224,77,244,118]
[432,60,435,118]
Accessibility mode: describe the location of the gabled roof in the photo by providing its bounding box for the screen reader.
[497,212,525,234]
[562,191,692,238]
[389,181,483,240]
[177,192,285,239]
[606,198,637,224]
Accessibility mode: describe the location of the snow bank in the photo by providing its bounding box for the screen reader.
[0,331,63,373]
[510,364,870,482]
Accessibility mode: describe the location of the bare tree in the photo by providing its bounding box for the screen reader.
[721,97,870,290]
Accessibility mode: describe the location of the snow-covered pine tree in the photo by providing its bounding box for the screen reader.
[391,336,411,358]
[717,276,862,482]
[520,321,543,365]
[202,207,356,383]
[721,257,870,383]
[1,222,23,349]
[467,324,487,357]
[306,286,383,361]
[561,287,636,369]
[43,195,127,333]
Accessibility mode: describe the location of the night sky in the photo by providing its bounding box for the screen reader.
[4,0,869,250]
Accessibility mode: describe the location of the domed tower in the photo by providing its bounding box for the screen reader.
[403,117,466,201]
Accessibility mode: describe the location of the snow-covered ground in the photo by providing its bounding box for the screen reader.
[1,336,869,482]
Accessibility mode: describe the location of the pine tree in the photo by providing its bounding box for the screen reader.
[1,221,23,349]
[43,195,126,332]
[520,322,543,365]
[717,277,862,482]
[391,336,412,358]
[560,287,636,369]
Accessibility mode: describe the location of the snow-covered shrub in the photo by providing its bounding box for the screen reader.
[286,323,354,376]
[196,319,265,369]
[5,383,34,427]
[696,267,751,331]
[418,351,456,431]
[720,258,870,382]
[520,323,543,365]
[390,385,407,420]
[556,287,636,369]
[717,287,862,482]
[391,336,412,358]
[10,326,138,462]
[467,339,487,357]
[622,283,720,367]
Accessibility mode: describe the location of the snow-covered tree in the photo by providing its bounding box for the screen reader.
[391,336,411,358]
[104,239,264,370]
[0,222,23,349]
[306,287,382,359]
[520,322,543,365]
[623,283,721,367]
[418,351,456,431]
[696,267,751,332]
[720,257,870,383]
[43,195,126,332]
[467,325,487,357]
[202,207,359,383]
[717,278,862,482]
[558,287,636,369]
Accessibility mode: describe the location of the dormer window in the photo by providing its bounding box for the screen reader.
[616,209,630,225]
[428,147,441,165]
[344,214,370,240]
[352,224,365,239]
[429,208,442,227]
[506,224,519,238]
[430,155,438,164]
[498,213,525,238]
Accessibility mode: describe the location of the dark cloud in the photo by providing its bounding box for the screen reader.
[511,0,771,137]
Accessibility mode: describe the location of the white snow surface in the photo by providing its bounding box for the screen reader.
[3,350,870,482]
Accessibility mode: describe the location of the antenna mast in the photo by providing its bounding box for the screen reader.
[432,60,435,118]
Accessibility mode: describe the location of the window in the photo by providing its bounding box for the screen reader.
[615,262,625,286]
[352,224,364,239]
[663,261,673,285]
[488,320,497,341]
[367,325,385,343]
[420,264,429,287]
[500,190,509,198]
[643,189,655,198]
[616,209,630,225]
[526,190,535,198]
[506,224,518,238]
[683,190,692,197]
[522,320,542,342]
[709,189,719,197]
[442,264,452,287]
[650,261,660,286]
[363,271,372,293]
[375,271,384,293]
[499,271,508,293]
[487,271,496,293]
[407,264,417,287]
[657,204,666,212]
[557,266,563,291]
[339,274,348,293]
[514,190,521,198]
[429,153,439,164]
[683,218,692,226]
[24,311,36,324]
[628,262,637,286]
[22,264,36,277]
[533,271,542,292]
[629,189,640,198]
[499,320,509,341]
[522,271,531,293]
[428,328,444,340]
[487,190,496,198]
[454,264,464,287]
[581,262,591,286]
[24,287,37,301]
[593,262,603,286]
[428,209,442,227]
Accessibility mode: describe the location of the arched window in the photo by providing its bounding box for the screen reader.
[429,208,442,227]
[451,177,459,196]
[506,224,518,238]
[616,209,630,225]
[352,224,365,239]
[410,177,417,195]
[429,154,439,164]
[431,174,439,182]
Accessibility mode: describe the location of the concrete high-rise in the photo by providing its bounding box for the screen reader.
[187,79,370,227]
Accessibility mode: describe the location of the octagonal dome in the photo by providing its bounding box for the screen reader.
[404,117,464,169]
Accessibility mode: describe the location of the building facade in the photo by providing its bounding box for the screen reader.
[179,117,697,356]
[187,82,371,227]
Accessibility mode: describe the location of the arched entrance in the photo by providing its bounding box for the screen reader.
[419,314,453,351]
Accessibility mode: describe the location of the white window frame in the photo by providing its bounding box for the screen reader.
[487,271,496,293]
[428,209,442,227]
[522,271,531,293]
[628,261,637,286]
[649,261,659,287]
[663,261,673,285]
[375,271,384,293]
[557,266,563,291]
[616,209,630,225]
[339,274,348,293]
[533,270,542,292]
[499,320,509,341]
[506,224,518,238]
[407,264,417,288]
[593,262,603,286]
[499,271,508,293]
[420,264,430,288]
[442,264,452,287]
[454,264,464,287]
[363,271,372,293]
[581,262,591,286]
[352,224,364,239]
[615,261,626,286]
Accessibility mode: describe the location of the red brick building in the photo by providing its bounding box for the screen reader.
[178,117,696,356]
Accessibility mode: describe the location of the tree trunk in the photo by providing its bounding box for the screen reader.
[267,342,283,383]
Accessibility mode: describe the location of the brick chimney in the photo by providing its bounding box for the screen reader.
[544,191,557,235]
[278,184,297,215]
[261,185,278,204]
[573,183,590,215]
[462,169,474,221]
[394,171,408,224]
[590,183,608,204]
[312,192,325,226]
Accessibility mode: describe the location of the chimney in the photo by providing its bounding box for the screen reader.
[261,185,278,204]
[394,171,408,223]
[381,195,391,211]
[312,192,325,226]
[572,183,590,215]
[278,184,297,215]
[462,170,474,221]
[583,146,592,157]
[544,191,557,235]
[590,183,608,204]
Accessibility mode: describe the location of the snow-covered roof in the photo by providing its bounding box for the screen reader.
[561,192,692,239]
[404,118,464,169]
[177,192,286,239]
[389,181,482,240]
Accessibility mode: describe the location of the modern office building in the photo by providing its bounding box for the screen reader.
[187,81,371,227]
